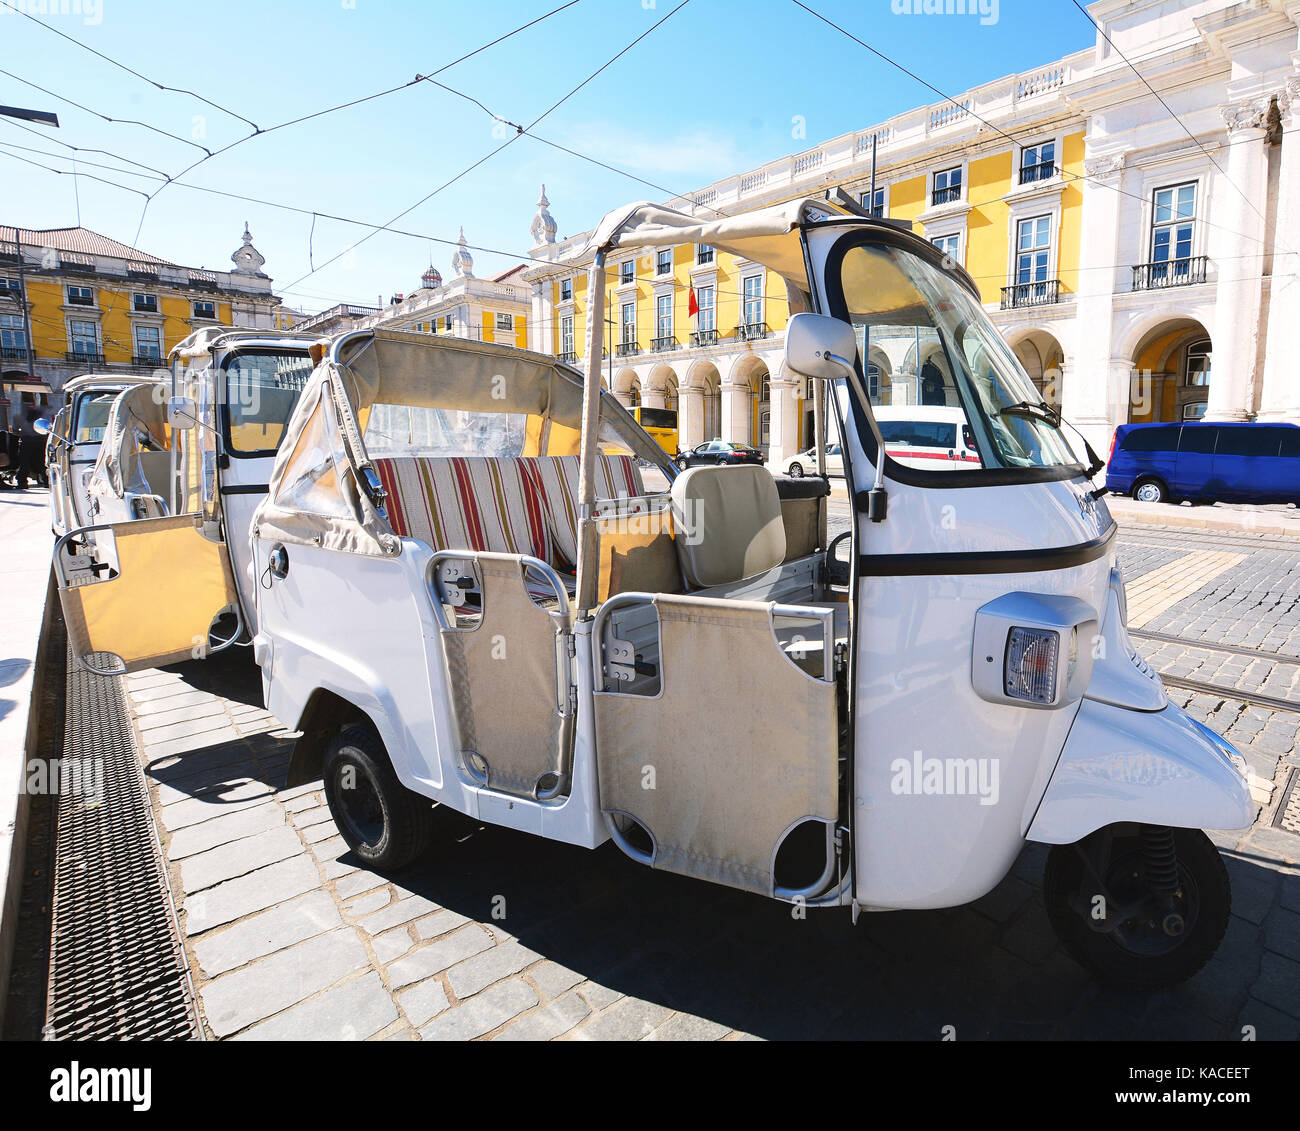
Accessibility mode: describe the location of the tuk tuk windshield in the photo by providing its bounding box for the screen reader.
[222,350,316,456]
[839,242,1079,472]
[73,391,118,444]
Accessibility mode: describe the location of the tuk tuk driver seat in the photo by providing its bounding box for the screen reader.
[668,464,786,589]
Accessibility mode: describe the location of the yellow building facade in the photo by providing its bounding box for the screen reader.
[0,224,283,427]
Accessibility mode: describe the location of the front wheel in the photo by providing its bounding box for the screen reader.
[323,724,434,871]
[675,457,688,471]
[786,461,804,478]
[1044,826,1230,988]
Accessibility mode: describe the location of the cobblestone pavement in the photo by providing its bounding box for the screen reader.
[122,522,1300,1041]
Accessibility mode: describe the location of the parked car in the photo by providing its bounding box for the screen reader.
[1105,421,1300,504]
[785,441,844,477]
[873,405,982,471]
[675,440,765,470]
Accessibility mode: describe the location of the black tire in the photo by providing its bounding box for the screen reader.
[675,457,688,471]
[1044,826,1230,989]
[323,724,434,871]
[787,461,804,478]
[1132,477,1168,504]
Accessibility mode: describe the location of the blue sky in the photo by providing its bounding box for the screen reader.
[0,0,1096,312]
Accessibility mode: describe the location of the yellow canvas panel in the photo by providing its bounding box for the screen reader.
[61,515,238,673]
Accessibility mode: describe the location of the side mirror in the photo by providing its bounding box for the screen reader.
[784,312,859,381]
[32,417,52,435]
[167,396,198,429]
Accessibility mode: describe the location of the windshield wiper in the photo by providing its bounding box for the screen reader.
[999,400,1061,427]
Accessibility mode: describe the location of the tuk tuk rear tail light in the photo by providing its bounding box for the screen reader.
[972,593,1099,710]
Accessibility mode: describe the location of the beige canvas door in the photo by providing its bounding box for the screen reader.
[55,514,239,675]
[593,593,841,899]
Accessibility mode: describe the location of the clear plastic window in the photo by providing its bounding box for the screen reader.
[363,405,528,459]
[275,391,353,518]
[840,243,1079,472]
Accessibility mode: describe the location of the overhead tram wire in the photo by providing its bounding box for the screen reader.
[123,0,586,239]
[0,0,259,131]
[0,116,171,178]
[1066,0,1291,256]
[0,67,210,155]
[787,0,1284,253]
[280,0,695,294]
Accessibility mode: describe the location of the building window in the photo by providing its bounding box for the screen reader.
[656,249,673,276]
[1020,141,1056,184]
[134,324,162,361]
[69,320,98,358]
[1015,215,1051,283]
[620,260,635,285]
[559,277,572,301]
[444,315,454,332]
[697,285,715,332]
[0,277,21,294]
[655,294,673,341]
[0,313,27,353]
[132,292,158,313]
[620,301,636,344]
[696,245,714,265]
[932,234,961,264]
[193,299,216,320]
[495,313,513,332]
[932,166,962,206]
[1151,182,1196,269]
[560,315,575,358]
[861,186,885,218]
[67,285,94,307]
[742,275,763,326]
[1185,338,1211,387]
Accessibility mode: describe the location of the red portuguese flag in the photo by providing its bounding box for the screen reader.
[688,285,699,318]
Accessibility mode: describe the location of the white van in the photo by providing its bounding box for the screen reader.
[872,405,981,471]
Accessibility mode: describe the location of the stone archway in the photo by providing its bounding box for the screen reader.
[612,367,641,410]
[644,363,679,414]
[1008,328,1066,412]
[682,359,721,448]
[729,354,770,449]
[1125,317,1212,423]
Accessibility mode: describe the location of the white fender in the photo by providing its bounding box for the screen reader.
[1026,698,1254,844]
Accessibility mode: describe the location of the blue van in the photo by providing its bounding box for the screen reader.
[1106,421,1300,504]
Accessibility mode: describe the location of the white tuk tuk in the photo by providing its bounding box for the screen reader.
[249,196,1255,987]
[51,327,316,675]
[45,373,161,536]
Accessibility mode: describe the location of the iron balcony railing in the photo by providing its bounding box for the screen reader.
[735,321,769,341]
[1019,161,1056,185]
[133,354,165,367]
[650,335,677,352]
[1000,279,1061,309]
[615,340,640,357]
[557,350,577,363]
[1132,256,1208,291]
[66,350,103,364]
[931,184,961,206]
[691,329,719,347]
[0,346,32,362]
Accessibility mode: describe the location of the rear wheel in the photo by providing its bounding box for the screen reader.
[786,461,804,478]
[1044,826,1230,988]
[675,456,688,471]
[1133,478,1168,504]
[323,724,434,870]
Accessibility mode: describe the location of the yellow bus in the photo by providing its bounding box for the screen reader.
[632,406,678,456]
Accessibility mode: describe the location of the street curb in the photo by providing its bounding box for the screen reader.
[1108,500,1300,539]
[0,567,54,1035]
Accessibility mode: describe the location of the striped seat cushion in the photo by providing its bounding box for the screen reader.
[519,454,645,568]
[374,456,554,564]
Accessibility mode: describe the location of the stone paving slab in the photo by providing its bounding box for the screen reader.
[108,523,1300,1040]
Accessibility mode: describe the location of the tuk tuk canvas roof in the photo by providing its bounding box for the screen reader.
[578,196,853,285]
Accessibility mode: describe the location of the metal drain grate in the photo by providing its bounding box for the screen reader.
[1274,766,1300,838]
[44,650,200,1040]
